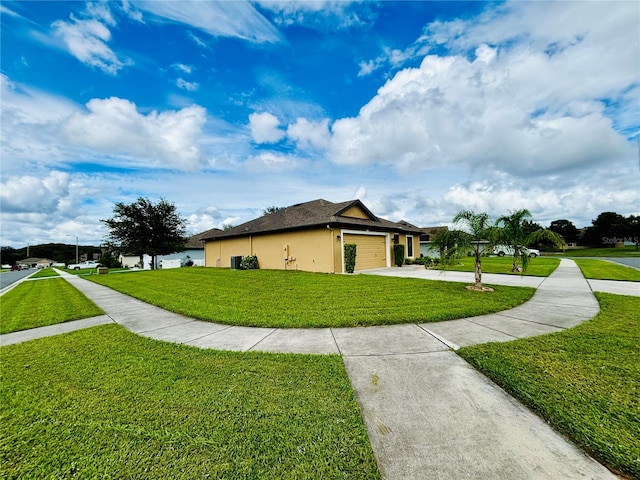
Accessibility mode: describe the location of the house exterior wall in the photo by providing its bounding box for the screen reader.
[205,229,339,273]
[204,226,421,273]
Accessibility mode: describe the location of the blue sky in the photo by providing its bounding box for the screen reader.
[1,1,638,248]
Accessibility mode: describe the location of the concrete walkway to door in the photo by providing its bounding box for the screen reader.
[0,260,623,479]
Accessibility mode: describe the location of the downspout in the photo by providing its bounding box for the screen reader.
[328,225,335,273]
[340,229,345,273]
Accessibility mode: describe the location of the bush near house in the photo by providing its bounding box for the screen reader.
[344,244,357,273]
[393,244,404,267]
[240,255,259,270]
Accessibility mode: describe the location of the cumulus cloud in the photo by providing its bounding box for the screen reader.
[64,97,208,169]
[52,3,130,75]
[0,75,80,169]
[329,1,638,177]
[0,171,70,214]
[286,118,331,149]
[249,112,285,144]
[133,1,282,43]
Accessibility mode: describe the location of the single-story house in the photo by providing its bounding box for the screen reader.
[119,230,215,269]
[17,257,55,268]
[201,199,423,273]
[418,226,449,257]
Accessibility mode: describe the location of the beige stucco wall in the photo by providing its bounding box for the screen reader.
[204,226,421,272]
[341,205,370,219]
[205,228,341,273]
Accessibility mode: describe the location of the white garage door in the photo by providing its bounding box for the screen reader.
[343,233,387,271]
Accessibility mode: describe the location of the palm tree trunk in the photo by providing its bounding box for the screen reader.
[512,254,520,272]
[475,257,482,288]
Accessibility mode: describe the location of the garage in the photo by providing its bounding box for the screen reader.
[343,233,388,271]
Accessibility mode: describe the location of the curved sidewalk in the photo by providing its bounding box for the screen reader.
[1,260,620,479]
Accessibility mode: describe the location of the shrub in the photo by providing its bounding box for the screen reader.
[240,255,259,270]
[344,243,357,273]
[97,251,122,268]
[393,244,405,267]
[413,255,432,266]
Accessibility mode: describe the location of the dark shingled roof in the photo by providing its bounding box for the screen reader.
[201,199,423,240]
[185,228,222,248]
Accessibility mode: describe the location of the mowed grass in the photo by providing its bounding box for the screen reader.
[573,259,640,282]
[0,325,380,480]
[458,293,640,479]
[31,267,59,278]
[437,256,560,276]
[554,246,640,257]
[0,278,104,334]
[88,269,535,328]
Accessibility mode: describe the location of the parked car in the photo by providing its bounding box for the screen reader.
[67,260,100,270]
[493,246,540,258]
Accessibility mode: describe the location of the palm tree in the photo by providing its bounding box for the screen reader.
[495,209,564,272]
[450,210,499,290]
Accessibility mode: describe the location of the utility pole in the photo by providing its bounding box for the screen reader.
[75,236,79,264]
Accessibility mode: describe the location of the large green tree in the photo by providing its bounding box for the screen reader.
[102,198,187,269]
[496,209,564,272]
[582,212,627,247]
[549,219,579,244]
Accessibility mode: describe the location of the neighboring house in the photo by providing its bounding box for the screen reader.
[201,199,423,273]
[118,230,215,269]
[418,226,449,257]
[17,257,54,268]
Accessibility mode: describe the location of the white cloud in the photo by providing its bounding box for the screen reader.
[257,1,373,30]
[186,212,219,234]
[0,171,70,214]
[0,75,80,170]
[133,1,282,43]
[52,4,130,75]
[249,112,285,144]
[64,97,208,169]
[358,43,431,77]
[286,118,331,150]
[176,78,199,91]
[173,63,193,74]
[244,152,300,172]
[329,1,638,178]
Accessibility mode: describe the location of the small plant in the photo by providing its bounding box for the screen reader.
[393,244,405,267]
[412,255,432,266]
[344,243,357,273]
[240,255,259,270]
[97,251,122,268]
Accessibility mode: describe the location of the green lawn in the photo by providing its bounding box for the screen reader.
[0,325,380,480]
[553,246,640,257]
[573,259,640,282]
[0,278,104,334]
[31,267,60,278]
[436,256,560,276]
[458,293,640,479]
[87,268,535,328]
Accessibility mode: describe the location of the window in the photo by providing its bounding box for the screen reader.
[407,235,414,258]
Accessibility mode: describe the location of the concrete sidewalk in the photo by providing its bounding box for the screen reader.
[1,260,622,479]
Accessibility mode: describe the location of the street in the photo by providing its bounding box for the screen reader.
[0,269,35,291]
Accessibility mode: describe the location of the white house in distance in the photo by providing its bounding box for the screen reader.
[118,230,220,269]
